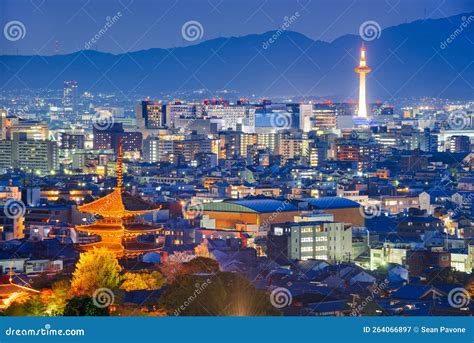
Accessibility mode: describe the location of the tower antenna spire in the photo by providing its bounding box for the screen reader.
[116,137,123,190]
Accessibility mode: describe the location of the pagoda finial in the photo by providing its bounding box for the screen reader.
[116,137,123,189]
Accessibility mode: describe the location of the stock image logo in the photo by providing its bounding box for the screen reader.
[270,112,292,130]
[92,112,115,131]
[181,21,204,42]
[92,288,115,308]
[447,287,470,308]
[359,20,381,41]
[270,287,292,309]
[181,201,204,219]
[4,20,26,41]
[3,199,26,219]
[359,204,382,219]
[446,110,470,130]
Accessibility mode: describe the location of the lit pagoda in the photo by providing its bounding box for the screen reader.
[76,141,164,258]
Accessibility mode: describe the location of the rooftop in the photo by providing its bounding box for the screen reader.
[300,197,361,209]
[201,199,299,213]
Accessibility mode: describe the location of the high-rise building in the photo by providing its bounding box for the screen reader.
[63,80,78,112]
[2,136,59,174]
[420,128,438,153]
[336,139,380,171]
[300,104,337,133]
[268,221,352,262]
[0,109,6,140]
[93,123,142,152]
[0,140,13,172]
[204,104,255,133]
[60,133,85,150]
[7,120,48,141]
[136,100,165,130]
[309,141,328,167]
[278,134,310,164]
[165,102,202,129]
[450,135,471,153]
[354,46,371,125]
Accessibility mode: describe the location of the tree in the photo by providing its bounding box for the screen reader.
[168,251,195,263]
[180,257,220,275]
[70,248,122,296]
[63,296,109,316]
[158,272,280,316]
[194,241,212,258]
[120,271,165,292]
[2,294,45,316]
[160,256,219,283]
[22,295,46,316]
[160,252,194,283]
[46,280,70,315]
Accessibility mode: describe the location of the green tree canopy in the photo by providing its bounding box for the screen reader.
[120,271,165,292]
[63,296,109,316]
[158,272,280,316]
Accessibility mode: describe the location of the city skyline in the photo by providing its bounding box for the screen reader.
[0,0,473,333]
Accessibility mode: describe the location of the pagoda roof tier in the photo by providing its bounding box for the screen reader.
[77,222,124,234]
[124,223,163,233]
[77,242,124,254]
[78,188,161,219]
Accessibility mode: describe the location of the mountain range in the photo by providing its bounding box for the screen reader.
[1,12,473,100]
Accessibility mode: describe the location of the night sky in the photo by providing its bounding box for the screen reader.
[0,0,473,55]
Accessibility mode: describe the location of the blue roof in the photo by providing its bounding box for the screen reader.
[392,284,444,300]
[301,197,361,209]
[228,199,298,213]
[424,189,455,197]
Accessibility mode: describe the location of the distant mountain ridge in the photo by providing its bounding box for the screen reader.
[0,12,473,100]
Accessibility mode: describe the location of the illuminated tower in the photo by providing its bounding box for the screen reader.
[76,139,164,258]
[354,45,371,125]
